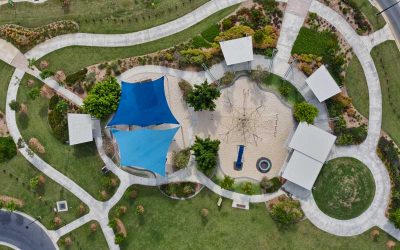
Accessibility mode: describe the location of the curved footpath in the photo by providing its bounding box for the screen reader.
[24,0,246,59]
[0,210,56,250]
[1,0,400,249]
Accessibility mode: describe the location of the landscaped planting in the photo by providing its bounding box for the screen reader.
[15,74,120,201]
[0,154,86,229]
[109,185,395,249]
[313,157,375,220]
[0,0,210,34]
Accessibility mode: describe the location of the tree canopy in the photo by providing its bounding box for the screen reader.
[0,137,17,163]
[186,81,221,111]
[270,198,304,225]
[293,101,319,124]
[191,136,220,175]
[83,77,121,119]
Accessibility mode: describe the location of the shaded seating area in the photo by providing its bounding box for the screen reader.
[107,76,180,176]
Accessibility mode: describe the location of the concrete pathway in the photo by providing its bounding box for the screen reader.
[0,0,46,5]
[24,0,246,60]
[361,24,395,52]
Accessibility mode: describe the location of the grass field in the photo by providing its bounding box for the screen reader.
[0,154,85,229]
[110,185,394,249]
[0,0,209,34]
[263,73,305,105]
[344,56,369,118]
[352,0,386,31]
[15,74,119,200]
[0,60,14,112]
[38,5,238,75]
[58,221,108,250]
[313,157,375,220]
[371,41,400,146]
[291,27,337,56]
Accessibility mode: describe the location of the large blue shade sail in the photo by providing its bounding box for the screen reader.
[108,76,179,127]
[112,127,179,176]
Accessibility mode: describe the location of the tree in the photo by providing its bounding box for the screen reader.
[28,87,40,100]
[9,100,20,112]
[220,176,234,190]
[270,198,304,225]
[0,137,17,163]
[200,208,209,218]
[293,101,319,124]
[83,77,121,119]
[90,222,98,233]
[389,209,400,228]
[191,137,220,174]
[186,81,221,111]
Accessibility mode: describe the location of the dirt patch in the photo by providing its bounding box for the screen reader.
[20,104,28,113]
[0,113,9,137]
[0,195,24,207]
[115,218,127,237]
[40,85,55,99]
[29,137,46,154]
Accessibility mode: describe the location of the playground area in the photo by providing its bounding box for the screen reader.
[193,76,294,181]
[121,73,193,175]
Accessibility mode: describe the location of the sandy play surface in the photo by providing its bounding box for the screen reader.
[193,76,294,181]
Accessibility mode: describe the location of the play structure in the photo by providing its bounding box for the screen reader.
[234,145,245,170]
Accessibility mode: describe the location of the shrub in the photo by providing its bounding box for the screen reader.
[28,87,40,100]
[178,80,193,102]
[48,97,68,143]
[114,233,125,245]
[183,185,194,195]
[261,177,282,193]
[219,71,235,86]
[390,209,400,228]
[186,81,221,111]
[293,102,319,124]
[241,182,254,195]
[253,25,278,48]
[220,176,235,190]
[83,76,121,119]
[65,68,88,86]
[279,84,290,97]
[191,136,220,175]
[136,204,145,215]
[250,67,269,83]
[29,176,40,190]
[214,25,255,42]
[173,148,191,170]
[221,18,233,30]
[270,197,304,225]
[130,189,138,200]
[49,95,60,110]
[201,208,209,218]
[201,24,221,42]
[254,30,264,44]
[0,137,17,163]
[39,69,54,79]
[9,100,20,112]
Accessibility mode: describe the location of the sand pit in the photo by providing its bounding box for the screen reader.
[193,76,294,181]
[123,73,193,175]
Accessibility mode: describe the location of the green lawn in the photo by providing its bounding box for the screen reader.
[352,0,386,31]
[0,60,14,112]
[110,185,394,249]
[0,154,86,229]
[16,74,119,201]
[313,157,375,220]
[291,27,337,56]
[262,73,305,105]
[38,5,238,75]
[58,221,108,250]
[371,41,400,145]
[0,245,12,250]
[0,0,209,34]
[344,56,369,118]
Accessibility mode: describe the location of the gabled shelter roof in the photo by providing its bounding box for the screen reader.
[220,36,254,66]
[67,114,93,145]
[111,127,179,176]
[305,65,341,102]
[108,76,179,127]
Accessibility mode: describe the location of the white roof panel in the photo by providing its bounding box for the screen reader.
[220,36,254,66]
[282,151,323,190]
[67,113,93,145]
[289,122,336,162]
[305,65,341,102]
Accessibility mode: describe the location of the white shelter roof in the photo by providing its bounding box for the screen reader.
[305,65,341,102]
[219,36,254,66]
[288,122,336,162]
[282,151,323,190]
[67,113,93,145]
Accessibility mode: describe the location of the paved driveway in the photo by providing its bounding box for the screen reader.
[0,211,56,250]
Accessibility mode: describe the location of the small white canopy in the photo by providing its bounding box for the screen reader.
[220,36,254,66]
[67,113,93,145]
[282,151,323,190]
[305,65,341,102]
[289,122,336,162]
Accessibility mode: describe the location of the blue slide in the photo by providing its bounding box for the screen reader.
[234,145,245,170]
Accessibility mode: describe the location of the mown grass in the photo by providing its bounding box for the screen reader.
[262,73,305,105]
[291,27,337,56]
[313,157,375,220]
[344,56,369,118]
[38,5,238,75]
[110,185,394,249]
[58,221,108,250]
[0,0,209,34]
[15,74,119,201]
[371,41,400,145]
[0,154,85,229]
[351,0,386,31]
[0,60,14,112]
